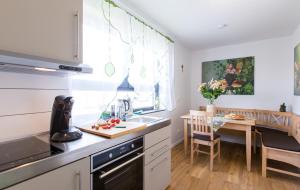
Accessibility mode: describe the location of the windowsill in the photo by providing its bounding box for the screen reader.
[134,109,166,115]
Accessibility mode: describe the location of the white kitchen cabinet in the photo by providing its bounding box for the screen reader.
[144,125,171,149]
[6,158,90,190]
[144,150,171,190]
[0,0,82,64]
[144,126,171,190]
[145,138,170,165]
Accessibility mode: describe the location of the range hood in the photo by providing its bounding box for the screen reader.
[0,54,93,76]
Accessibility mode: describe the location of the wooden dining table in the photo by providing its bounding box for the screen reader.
[181,114,256,172]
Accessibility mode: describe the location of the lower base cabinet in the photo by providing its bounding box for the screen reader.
[6,157,90,190]
[144,151,171,190]
[144,126,171,190]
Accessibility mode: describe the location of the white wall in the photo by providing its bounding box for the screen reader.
[292,26,300,115]
[190,36,293,111]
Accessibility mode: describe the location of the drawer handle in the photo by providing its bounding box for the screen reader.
[151,145,169,157]
[151,157,168,171]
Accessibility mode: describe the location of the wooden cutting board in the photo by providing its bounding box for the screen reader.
[77,121,147,138]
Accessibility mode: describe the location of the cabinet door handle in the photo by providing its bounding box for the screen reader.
[74,11,80,60]
[151,157,168,171]
[75,171,81,190]
[151,145,169,157]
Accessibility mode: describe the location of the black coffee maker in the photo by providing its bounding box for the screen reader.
[50,95,82,142]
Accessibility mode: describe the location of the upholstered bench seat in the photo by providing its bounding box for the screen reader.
[262,132,300,152]
[255,125,288,135]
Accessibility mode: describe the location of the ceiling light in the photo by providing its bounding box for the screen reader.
[218,24,228,29]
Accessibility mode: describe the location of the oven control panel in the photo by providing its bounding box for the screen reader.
[91,137,143,170]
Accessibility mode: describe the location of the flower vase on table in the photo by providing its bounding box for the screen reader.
[206,104,216,116]
[198,79,225,116]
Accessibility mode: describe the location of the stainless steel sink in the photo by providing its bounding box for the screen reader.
[127,116,162,123]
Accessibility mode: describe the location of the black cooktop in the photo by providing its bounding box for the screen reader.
[0,137,63,172]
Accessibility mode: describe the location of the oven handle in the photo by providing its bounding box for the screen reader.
[99,152,144,179]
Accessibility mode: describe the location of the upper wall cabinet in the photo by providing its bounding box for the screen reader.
[0,0,83,65]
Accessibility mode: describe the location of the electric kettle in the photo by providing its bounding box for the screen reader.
[117,98,132,120]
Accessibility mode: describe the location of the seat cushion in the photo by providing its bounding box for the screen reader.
[255,125,287,135]
[193,133,220,141]
[262,132,300,152]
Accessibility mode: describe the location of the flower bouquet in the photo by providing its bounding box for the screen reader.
[198,79,225,115]
[198,79,225,104]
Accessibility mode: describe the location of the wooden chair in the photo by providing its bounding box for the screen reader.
[190,110,221,171]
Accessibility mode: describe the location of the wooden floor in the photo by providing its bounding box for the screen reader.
[167,142,300,190]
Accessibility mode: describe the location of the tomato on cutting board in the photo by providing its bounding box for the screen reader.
[102,125,111,129]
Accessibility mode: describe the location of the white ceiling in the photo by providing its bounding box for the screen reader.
[121,0,300,49]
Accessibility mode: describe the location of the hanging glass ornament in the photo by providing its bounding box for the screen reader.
[105,61,115,77]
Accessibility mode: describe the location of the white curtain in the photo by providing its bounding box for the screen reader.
[161,42,176,111]
[71,0,176,124]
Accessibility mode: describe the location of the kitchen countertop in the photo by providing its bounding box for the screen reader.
[0,118,171,189]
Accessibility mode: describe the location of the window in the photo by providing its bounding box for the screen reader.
[71,0,175,124]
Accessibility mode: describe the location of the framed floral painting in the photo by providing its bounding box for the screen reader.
[202,56,255,95]
[295,43,300,95]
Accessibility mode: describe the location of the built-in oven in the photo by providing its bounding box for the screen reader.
[91,137,144,190]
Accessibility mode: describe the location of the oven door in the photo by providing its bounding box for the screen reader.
[92,151,144,190]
